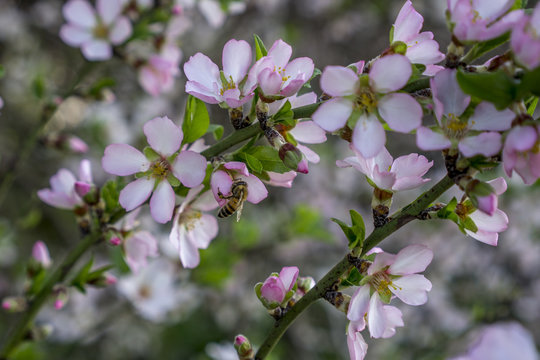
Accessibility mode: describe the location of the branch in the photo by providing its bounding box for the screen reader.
[0,229,103,359]
[254,175,454,359]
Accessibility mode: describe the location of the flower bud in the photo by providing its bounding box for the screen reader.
[279,143,304,172]
[234,334,254,359]
[256,266,299,309]
[2,296,28,312]
[67,136,89,153]
[109,237,122,246]
[74,181,92,198]
[475,193,497,216]
[32,241,52,268]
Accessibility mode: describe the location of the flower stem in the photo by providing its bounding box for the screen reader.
[0,229,103,359]
[254,175,454,360]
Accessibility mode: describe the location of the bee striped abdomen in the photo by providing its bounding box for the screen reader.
[217,180,248,219]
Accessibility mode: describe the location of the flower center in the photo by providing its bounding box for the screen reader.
[370,271,400,299]
[444,113,468,139]
[150,159,171,179]
[178,209,202,231]
[138,284,152,299]
[93,23,109,39]
[220,75,237,95]
[354,88,378,113]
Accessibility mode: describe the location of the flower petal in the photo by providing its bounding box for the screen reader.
[389,245,433,275]
[290,121,327,144]
[352,114,386,158]
[143,116,182,157]
[391,274,432,305]
[211,170,233,206]
[172,151,207,187]
[416,126,451,151]
[222,39,251,84]
[347,286,371,322]
[109,16,132,44]
[297,144,320,163]
[183,52,220,90]
[149,180,175,223]
[469,102,514,131]
[102,144,150,176]
[267,39,292,69]
[243,174,268,204]
[189,213,218,249]
[59,25,92,46]
[179,227,201,268]
[312,98,353,132]
[97,0,122,25]
[63,0,96,28]
[119,177,154,211]
[368,294,386,338]
[320,66,357,97]
[279,266,299,292]
[370,54,411,93]
[81,40,112,61]
[378,93,422,133]
[458,132,502,157]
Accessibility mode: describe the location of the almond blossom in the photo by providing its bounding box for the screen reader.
[447,0,524,43]
[416,69,514,156]
[210,161,268,207]
[138,44,182,97]
[246,39,314,102]
[102,116,207,224]
[257,266,298,308]
[347,321,368,360]
[269,92,327,173]
[32,241,52,268]
[392,0,444,71]
[38,159,93,210]
[337,146,433,192]
[313,55,422,158]
[511,3,540,70]
[169,185,219,269]
[502,125,540,185]
[263,171,297,188]
[184,39,255,108]
[347,245,433,338]
[59,0,132,61]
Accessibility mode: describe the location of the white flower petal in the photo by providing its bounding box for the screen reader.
[370,54,412,93]
[143,116,182,157]
[391,274,432,305]
[312,98,352,132]
[389,245,433,275]
[119,177,155,211]
[149,181,176,224]
[102,144,150,176]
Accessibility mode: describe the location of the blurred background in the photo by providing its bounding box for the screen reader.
[0,0,539,359]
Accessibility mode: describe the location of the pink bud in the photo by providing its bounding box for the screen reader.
[296,158,309,174]
[234,335,248,347]
[54,299,65,310]
[68,136,89,153]
[74,181,91,197]
[32,241,52,268]
[105,274,117,285]
[260,276,286,304]
[172,5,183,15]
[2,300,11,310]
[109,237,121,246]
[476,193,497,216]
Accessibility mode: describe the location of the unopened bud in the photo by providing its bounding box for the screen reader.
[279,143,303,172]
[234,334,254,359]
[67,136,89,153]
[32,241,52,268]
[2,297,28,312]
[475,193,497,216]
[389,40,408,55]
[74,181,91,197]
[172,5,183,15]
[75,182,99,205]
[53,286,68,310]
[109,237,122,246]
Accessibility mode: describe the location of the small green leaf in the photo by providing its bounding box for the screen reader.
[239,152,263,174]
[330,217,357,247]
[254,34,268,60]
[207,124,224,140]
[437,197,458,219]
[246,146,289,173]
[349,209,365,248]
[167,173,181,187]
[527,97,538,115]
[298,68,322,96]
[461,33,509,63]
[389,25,395,44]
[456,69,518,110]
[272,100,295,126]
[341,267,362,287]
[182,95,210,145]
[101,180,120,213]
[32,75,46,99]
[521,67,540,97]
[88,77,116,98]
[462,215,478,233]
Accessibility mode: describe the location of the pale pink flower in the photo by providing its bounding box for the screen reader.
[502,125,540,185]
[347,321,368,360]
[124,230,158,273]
[38,159,93,210]
[465,178,509,246]
[337,146,433,192]
[32,241,52,268]
[263,171,297,188]
[392,0,444,67]
[447,0,524,42]
[269,92,327,172]
[59,0,132,61]
[138,45,182,97]
[102,116,207,223]
[313,55,422,158]
[511,3,540,69]
[416,69,514,157]
[247,39,314,101]
[348,245,433,338]
[210,162,268,207]
[449,322,538,360]
[259,266,299,307]
[170,185,219,269]
[184,39,255,108]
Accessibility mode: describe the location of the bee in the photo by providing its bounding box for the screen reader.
[217,179,248,221]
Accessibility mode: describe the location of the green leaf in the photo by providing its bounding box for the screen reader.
[521,67,540,97]
[238,152,263,174]
[437,197,458,219]
[462,215,478,233]
[527,97,538,115]
[298,68,322,96]
[88,77,116,98]
[389,25,395,44]
[0,64,5,78]
[101,180,120,213]
[330,217,356,247]
[254,34,268,60]
[461,33,509,63]
[71,256,95,293]
[456,69,518,110]
[341,267,362,287]
[246,146,289,173]
[182,95,210,145]
[349,209,365,248]
[207,124,224,140]
[32,75,46,99]
[272,100,295,126]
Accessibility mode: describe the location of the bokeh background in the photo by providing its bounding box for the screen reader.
[0,0,539,359]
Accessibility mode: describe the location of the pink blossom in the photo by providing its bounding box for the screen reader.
[502,125,540,185]
[211,162,268,207]
[124,230,159,273]
[38,159,93,210]
[138,45,182,97]
[169,185,219,269]
[416,69,514,157]
[67,136,89,153]
[337,146,433,192]
[184,39,255,108]
[259,266,299,307]
[465,178,509,246]
[313,55,422,158]
[247,39,314,101]
[269,92,327,173]
[263,171,297,188]
[447,0,524,42]
[392,0,444,66]
[348,245,433,338]
[102,116,207,223]
[59,0,132,61]
[347,321,368,360]
[511,3,540,69]
[32,241,52,268]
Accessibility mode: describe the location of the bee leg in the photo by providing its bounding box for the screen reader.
[218,188,233,200]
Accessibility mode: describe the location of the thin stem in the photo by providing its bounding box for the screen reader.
[0,230,103,359]
[254,175,454,360]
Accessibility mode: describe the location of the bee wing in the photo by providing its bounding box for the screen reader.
[235,201,245,222]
